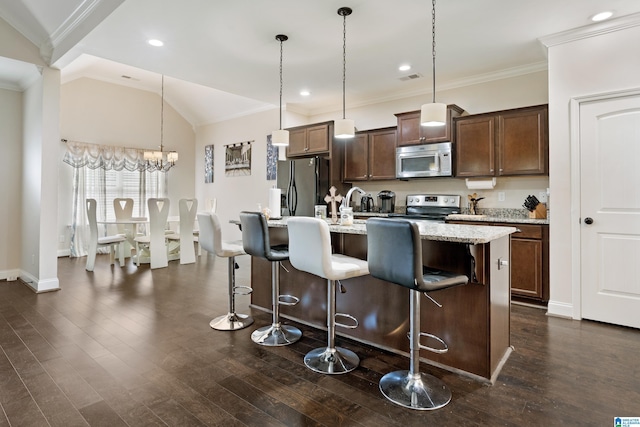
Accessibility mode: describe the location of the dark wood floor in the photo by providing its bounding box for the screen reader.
[1,254,638,426]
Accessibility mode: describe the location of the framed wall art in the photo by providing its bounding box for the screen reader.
[225,140,252,177]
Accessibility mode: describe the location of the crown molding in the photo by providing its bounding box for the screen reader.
[539,12,640,48]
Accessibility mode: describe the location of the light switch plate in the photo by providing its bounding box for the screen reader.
[498,192,505,202]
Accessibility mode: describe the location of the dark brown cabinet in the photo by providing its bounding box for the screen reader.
[286,122,331,157]
[395,104,464,146]
[455,105,548,177]
[447,220,549,304]
[343,127,396,181]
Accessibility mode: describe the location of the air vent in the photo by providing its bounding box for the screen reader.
[399,73,423,81]
[121,75,140,81]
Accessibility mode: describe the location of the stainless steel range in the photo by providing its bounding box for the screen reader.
[389,194,461,222]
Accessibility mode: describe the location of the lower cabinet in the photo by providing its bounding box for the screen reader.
[448,221,549,304]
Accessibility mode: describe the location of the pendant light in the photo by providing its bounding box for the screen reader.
[144,75,178,171]
[335,7,355,139]
[420,0,446,127]
[271,34,289,147]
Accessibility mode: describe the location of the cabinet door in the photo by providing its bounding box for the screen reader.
[396,112,422,146]
[343,134,369,181]
[455,116,495,177]
[510,238,543,299]
[369,129,397,180]
[497,107,547,175]
[306,124,330,154]
[287,128,308,157]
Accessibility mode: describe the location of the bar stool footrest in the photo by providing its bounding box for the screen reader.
[379,370,451,410]
[417,332,449,354]
[335,313,358,329]
[233,285,253,296]
[278,294,299,306]
[210,313,254,331]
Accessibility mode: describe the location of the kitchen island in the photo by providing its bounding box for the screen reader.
[246,217,516,383]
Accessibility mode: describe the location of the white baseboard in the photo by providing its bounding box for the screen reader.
[546,300,574,319]
[19,270,60,293]
[0,269,21,282]
[58,249,70,257]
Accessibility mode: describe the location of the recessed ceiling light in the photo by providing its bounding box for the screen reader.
[399,64,411,71]
[591,11,613,22]
[148,39,164,47]
[300,90,311,96]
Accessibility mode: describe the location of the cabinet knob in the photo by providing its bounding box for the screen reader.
[304,147,309,151]
[499,168,503,172]
[490,169,494,172]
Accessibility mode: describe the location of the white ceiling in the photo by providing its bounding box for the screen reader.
[2,0,640,126]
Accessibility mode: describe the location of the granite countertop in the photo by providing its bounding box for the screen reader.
[266,217,516,245]
[446,214,549,225]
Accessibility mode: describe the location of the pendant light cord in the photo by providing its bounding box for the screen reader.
[342,10,347,120]
[431,0,437,104]
[279,37,284,130]
[160,74,164,151]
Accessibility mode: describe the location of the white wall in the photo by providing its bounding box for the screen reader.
[195,108,283,240]
[544,18,640,318]
[0,88,23,279]
[58,77,197,252]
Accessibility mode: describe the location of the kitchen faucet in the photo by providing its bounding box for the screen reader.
[342,186,366,211]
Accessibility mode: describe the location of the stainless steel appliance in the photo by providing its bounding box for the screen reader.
[276,157,330,217]
[360,194,375,212]
[389,194,461,222]
[396,142,453,179]
[377,190,396,213]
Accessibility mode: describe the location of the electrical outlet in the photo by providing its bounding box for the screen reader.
[498,192,505,202]
[538,191,548,203]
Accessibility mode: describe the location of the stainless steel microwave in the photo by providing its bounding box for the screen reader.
[396,142,453,179]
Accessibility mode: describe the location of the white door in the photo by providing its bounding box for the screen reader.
[580,93,640,329]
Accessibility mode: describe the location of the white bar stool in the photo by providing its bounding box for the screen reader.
[197,212,253,331]
[287,216,369,375]
[366,218,469,410]
[240,212,302,346]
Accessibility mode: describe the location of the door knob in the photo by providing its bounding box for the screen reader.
[584,217,594,225]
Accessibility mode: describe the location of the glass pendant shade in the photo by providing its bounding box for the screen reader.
[334,118,355,139]
[420,102,447,127]
[271,129,290,147]
[167,152,178,163]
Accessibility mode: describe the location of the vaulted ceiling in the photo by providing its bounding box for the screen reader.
[2,0,640,126]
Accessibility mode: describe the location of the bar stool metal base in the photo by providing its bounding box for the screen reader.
[379,370,451,410]
[251,324,302,346]
[304,346,359,375]
[209,312,254,331]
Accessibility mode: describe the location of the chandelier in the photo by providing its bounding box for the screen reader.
[145,74,178,171]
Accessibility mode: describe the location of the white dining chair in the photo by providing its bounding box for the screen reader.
[113,198,135,256]
[134,198,170,269]
[85,198,126,271]
[167,198,198,264]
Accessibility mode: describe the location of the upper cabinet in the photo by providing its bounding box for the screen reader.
[395,104,464,146]
[286,122,331,157]
[455,105,548,177]
[343,127,396,182]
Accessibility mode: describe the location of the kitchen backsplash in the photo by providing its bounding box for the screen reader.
[352,175,550,211]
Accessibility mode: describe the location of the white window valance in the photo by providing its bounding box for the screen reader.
[63,140,147,172]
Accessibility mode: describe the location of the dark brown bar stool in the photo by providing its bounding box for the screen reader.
[287,217,369,374]
[366,218,468,410]
[239,211,302,346]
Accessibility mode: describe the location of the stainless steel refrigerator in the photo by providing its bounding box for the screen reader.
[276,157,330,217]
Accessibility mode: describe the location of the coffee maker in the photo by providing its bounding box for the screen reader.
[377,190,396,213]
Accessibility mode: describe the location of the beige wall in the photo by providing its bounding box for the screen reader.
[545,20,640,318]
[0,88,23,278]
[58,77,197,253]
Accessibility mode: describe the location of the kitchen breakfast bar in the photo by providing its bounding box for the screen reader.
[245,218,516,383]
